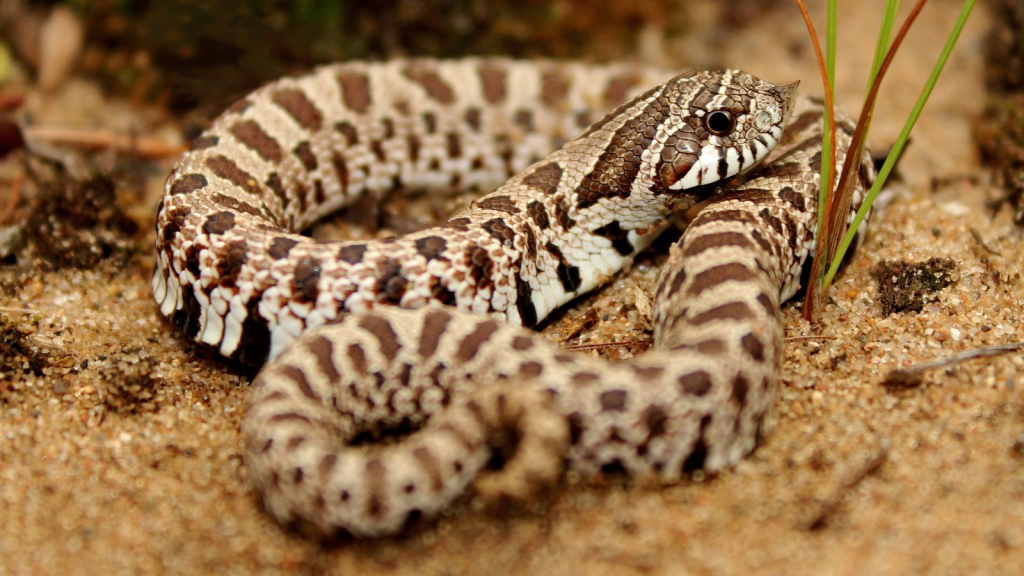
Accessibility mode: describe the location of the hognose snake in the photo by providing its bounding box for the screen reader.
[152,59,876,538]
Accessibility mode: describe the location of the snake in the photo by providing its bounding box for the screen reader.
[151,58,875,538]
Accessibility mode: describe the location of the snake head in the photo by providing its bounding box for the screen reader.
[647,70,798,193]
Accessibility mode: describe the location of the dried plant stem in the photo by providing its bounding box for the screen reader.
[561,339,651,351]
[883,342,1024,388]
[794,0,837,253]
[24,127,186,159]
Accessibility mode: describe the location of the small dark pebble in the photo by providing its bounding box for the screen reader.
[882,369,923,389]
[1012,434,1024,458]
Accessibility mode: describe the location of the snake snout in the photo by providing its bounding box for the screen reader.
[778,80,800,122]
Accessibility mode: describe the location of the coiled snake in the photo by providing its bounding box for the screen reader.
[152,59,875,538]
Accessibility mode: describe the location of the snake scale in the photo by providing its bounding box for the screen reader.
[151,58,875,538]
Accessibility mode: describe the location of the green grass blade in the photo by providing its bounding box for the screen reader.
[867,1,901,93]
[824,0,978,287]
[816,0,838,236]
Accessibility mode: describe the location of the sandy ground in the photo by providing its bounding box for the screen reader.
[4,1,1024,575]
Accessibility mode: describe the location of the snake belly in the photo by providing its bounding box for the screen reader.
[152,58,873,538]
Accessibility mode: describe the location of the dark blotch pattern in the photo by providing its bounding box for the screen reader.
[759,209,785,236]
[518,361,543,378]
[265,173,287,205]
[553,200,576,229]
[446,133,462,158]
[678,371,712,396]
[455,319,500,363]
[415,236,447,260]
[230,120,283,162]
[337,72,371,113]
[170,173,208,196]
[600,390,628,411]
[545,242,582,293]
[402,67,454,103]
[682,415,712,472]
[338,244,367,264]
[643,405,668,436]
[376,259,407,302]
[307,335,341,383]
[526,201,550,229]
[592,221,634,256]
[335,121,360,145]
[689,302,754,325]
[268,237,298,260]
[576,84,667,208]
[572,372,600,386]
[294,141,318,171]
[216,239,248,288]
[514,109,533,132]
[681,231,754,258]
[740,333,765,362]
[732,374,750,407]
[418,310,452,357]
[210,193,263,218]
[358,315,401,361]
[478,65,507,103]
[464,108,482,131]
[347,343,368,375]
[541,68,570,105]
[205,155,263,196]
[236,297,270,365]
[779,186,806,211]
[202,211,236,235]
[521,162,562,195]
[604,73,639,107]
[482,218,516,247]
[511,336,533,351]
[294,257,321,301]
[515,278,538,328]
[271,88,323,131]
[756,292,776,318]
[190,135,218,150]
[475,195,520,214]
[686,263,756,297]
[280,365,321,402]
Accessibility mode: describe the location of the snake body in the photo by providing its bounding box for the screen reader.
[152,59,874,538]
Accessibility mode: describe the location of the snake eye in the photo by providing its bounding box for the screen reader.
[704,110,735,136]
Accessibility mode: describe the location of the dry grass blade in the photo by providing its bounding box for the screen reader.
[0,306,38,314]
[794,0,837,235]
[560,339,651,351]
[883,343,1024,388]
[23,127,186,159]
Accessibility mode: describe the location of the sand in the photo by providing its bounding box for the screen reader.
[3,1,1023,574]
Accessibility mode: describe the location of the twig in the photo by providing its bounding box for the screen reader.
[969,226,1002,256]
[802,441,890,531]
[561,339,652,351]
[883,342,1024,388]
[22,126,186,159]
[0,306,38,314]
